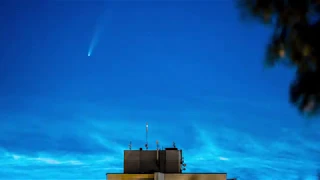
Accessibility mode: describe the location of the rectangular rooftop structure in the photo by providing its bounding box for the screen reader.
[124,149,182,174]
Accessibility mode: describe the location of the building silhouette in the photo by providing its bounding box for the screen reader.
[106,123,236,180]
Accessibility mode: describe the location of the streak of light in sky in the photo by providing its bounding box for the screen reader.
[88,5,109,57]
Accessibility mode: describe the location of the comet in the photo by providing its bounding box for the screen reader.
[87,7,109,57]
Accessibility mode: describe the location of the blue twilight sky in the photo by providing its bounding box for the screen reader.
[1,1,320,180]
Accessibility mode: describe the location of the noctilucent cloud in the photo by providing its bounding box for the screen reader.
[1,1,320,180]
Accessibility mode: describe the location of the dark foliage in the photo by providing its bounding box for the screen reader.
[237,0,320,116]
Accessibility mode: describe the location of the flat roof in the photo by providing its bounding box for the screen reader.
[106,173,227,175]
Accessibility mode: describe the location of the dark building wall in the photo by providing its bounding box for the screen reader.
[165,150,181,173]
[123,149,182,174]
[140,150,159,173]
[158,151,166,173]
[124,151,140,174]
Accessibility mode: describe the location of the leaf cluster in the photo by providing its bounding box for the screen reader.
[237,0,320,116]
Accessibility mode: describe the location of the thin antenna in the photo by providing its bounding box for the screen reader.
[129,141,132,150]
[145,122,148,150]
[156,140,159,150]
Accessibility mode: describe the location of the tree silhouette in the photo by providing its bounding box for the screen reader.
[237,0,320,116]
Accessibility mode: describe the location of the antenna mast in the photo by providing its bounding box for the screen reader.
[129,141,132,150]
[156,140,159,150]
[145,122,148,150]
